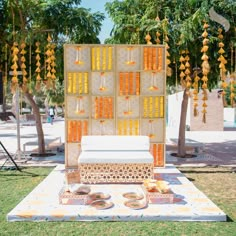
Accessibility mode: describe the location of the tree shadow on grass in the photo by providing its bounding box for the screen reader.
[0,167,51,178]
[227,215,234,222]
[170,153,197,158]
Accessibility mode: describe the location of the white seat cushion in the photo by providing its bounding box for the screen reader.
[81,136,150,151]
[78,151,153,164]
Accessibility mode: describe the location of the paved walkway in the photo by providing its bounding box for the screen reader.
[166,127,236,166]
[0,118,65,167]
[0,119,236,168]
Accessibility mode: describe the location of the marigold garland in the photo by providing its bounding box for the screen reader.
[94,97,99,119]
[152,144,157,166]
[66,120,89,142]
[72,73,76,94]
[67,72,72,93]
[201,21,210,123]
[35,41,41,91]
[192,72,200,117]
[118,120,122,135]
[144,47,148,70]
[129,119,133,135]
[91,47,95,70]
[157,144,164,167]
[152,48,157,70]
[154,97,159,118]
[119,72,123,95]
[149,97,153,118]
[78,72,82,94]
[145,33,152,45]
[108,97,113,119]
[108,47,112,70]
[184,50,191,95]
[157,48,162,72]
[96,47,100,70]
[135,73,140,95]
[230,73,235,106]
[10,42,19,92]
[229,46,235,107]
[50,43,56,88]
[84,72,88,94]
[20,42,28,91]
[123,119,127,135]
[117,119,139,136]
[83,120,88,136]
[217,28,228,106]
[91,47,113,71]
[155,31,161,44]
[160,96,164,117]
[143,97,148,118]
[45,34,52,88]
[148,47,152,70]
[134,119,139,135]
[125,72,129,95]
[102,47,106,70]
[179,50,186,87]
[129,72,133,95]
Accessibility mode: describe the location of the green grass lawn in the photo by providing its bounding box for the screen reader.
[0,166,235,236]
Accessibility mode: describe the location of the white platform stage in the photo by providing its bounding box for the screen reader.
[7,164,226,222]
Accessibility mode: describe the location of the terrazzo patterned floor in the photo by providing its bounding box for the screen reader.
[7,164,226,222]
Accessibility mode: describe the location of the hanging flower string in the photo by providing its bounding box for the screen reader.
[184,50,191,95]
[228,71,235,107]
[179,50,186,87]
[201,21,210,123]
[230,74,235,106]
[230,45,235,107]
[45,34,52,88]
[20,42,28,91]
[192,71,200,117]
[10,42,19,92]
[50,43,56,88]
[145,32,152,45]
[35,41,41,91]
[155,31,161,44]
[217,28,228,106]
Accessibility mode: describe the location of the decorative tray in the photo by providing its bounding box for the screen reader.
[124,200,147,210]
[89,192,111,201]
[123,192,144,200]
[90,200,114,210]
[141,184,174,204]
[59,187,89,205]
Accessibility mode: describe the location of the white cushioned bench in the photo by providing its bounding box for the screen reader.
[78,136,154,183]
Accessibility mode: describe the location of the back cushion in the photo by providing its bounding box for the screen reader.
[81,136,150,151]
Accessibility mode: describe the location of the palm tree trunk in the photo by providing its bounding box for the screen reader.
[24,90,46,154]
[177,88,189,157]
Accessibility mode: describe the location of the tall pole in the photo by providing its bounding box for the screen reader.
[10,71,25,161]
[15,86,21,160]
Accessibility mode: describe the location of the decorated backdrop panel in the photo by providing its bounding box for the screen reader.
[64,44,166,168]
